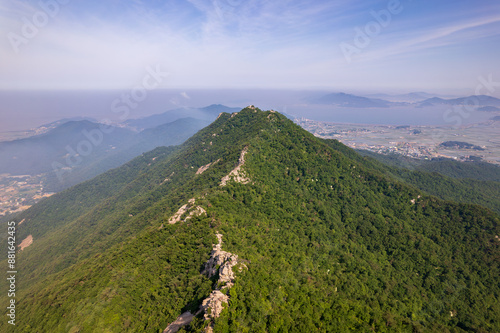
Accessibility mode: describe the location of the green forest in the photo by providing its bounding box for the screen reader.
[352,149,500,214]
[1,108,498,332]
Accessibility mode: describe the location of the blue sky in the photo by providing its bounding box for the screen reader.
[1,0,500,95]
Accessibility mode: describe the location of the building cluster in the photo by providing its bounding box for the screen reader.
[0,174,53,217]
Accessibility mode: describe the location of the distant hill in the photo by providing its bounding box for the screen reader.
[0,117,211,191]
[125,104,241,130]
[0,120,136,176]
[35,117,98,131]
[309,92,394,108]
[46,117,210,191]
[138,117,210,147]
[492,116,500,121]
[439,141,485,150]
[367,92,437,102]
[419,95,500,107]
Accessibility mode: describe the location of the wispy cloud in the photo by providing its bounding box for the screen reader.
[0,0,499,92]
[354,14,500,62]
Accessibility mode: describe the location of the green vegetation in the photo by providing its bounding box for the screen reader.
[355,150,500,214]
[1,108,498,332]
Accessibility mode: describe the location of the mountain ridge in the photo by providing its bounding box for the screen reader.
[2,107,499,332]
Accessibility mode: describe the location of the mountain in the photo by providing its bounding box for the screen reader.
[125,104,241,130]
[0,117,210,192]
[419,95,500,107]
[367,92,437,103]
[138,117,210,147]
[0,120,136,176]
[44,117,210,192]
[2,107,499,332]
[0,117,100,143]
[310,92,395,108]
[33,116,98,132]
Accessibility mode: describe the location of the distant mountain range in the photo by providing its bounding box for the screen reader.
[366,92,438,102]
[310,92,500,110]
[418,95,500,107]
[0,105,237,191]
[0,120,136,176]
[125,104,241,130]
[35,116,98,131]
[309,92,395,108]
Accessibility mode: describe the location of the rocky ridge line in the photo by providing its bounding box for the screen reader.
[220,147,250,186]
[196,159,221,175]
[163,233,244,333]
[167,198,206,224]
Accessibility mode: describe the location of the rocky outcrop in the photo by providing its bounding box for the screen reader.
[203,233,238,289]
[163,311,195,333]
[196,159,221,175]
[168,198,206,224]
[200,291,229,321]
[162,233,244,333]
[18,234,33,251]
[200,233,242,330]
[220,147,250,186]
[410,195,421,205]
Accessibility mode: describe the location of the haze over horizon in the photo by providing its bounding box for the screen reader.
[1,0,500,95]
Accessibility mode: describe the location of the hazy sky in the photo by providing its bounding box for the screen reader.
[1,0,500,95]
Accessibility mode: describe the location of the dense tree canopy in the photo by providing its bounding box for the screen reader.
[2,108,498,332]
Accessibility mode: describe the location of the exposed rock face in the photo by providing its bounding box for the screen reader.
[200,233,242,329]
[18,234,33,251]
[162,233,244,333]
[168,198,206,224]
[220,147,250,186]
[163,311,195,333]
[189,206,207,219]
[200,291,229,321]
[196,159,221,175]
[203,233,238,289]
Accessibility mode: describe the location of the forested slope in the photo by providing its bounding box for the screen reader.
[2,108,498,332]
